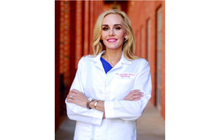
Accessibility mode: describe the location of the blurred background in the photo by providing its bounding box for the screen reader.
[55,0,165,139]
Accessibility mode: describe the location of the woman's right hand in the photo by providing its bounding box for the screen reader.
[124,89,144,101]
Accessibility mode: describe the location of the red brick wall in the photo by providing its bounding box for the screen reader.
[75,1,83,69]
[127,1,165,119]
[59,0,104,88]
[55,0,104,130]
[60,1,71,86]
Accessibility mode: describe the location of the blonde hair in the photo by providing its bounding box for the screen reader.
[92,9,138,60]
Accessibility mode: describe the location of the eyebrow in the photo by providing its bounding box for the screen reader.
[102,24,122,27]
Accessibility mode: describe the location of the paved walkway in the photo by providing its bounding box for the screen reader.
[55,102,165,140]
[136,102,165,140]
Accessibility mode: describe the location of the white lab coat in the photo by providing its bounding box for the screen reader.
[65,51,152,140]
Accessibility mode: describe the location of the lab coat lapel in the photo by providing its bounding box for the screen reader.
[112,52,132,70]
[112,60,122,70]
[94,60,104,70]
[89,51,105,70]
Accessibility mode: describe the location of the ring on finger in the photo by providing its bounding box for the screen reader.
[130,97,132,101]
[70,95,74,99]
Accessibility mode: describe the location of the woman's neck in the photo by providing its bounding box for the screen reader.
[102,49,122,67]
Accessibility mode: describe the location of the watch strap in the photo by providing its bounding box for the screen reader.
[87,98,94,109]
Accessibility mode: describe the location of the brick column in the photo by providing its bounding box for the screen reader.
[89,1,94,54]
[161,1,165,120]
[141,26,146,59]
[93,1,97,25]
[134,31,138,56]
[60,1,70,86]
[150,9,157,106]
[84,1,90,55]
[99,0,104,14]
[136,30,140,57]
[75,0,83,68]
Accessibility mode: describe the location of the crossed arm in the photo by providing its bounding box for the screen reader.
[66,89,144,119]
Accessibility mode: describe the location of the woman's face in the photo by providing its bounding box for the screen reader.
[101,14,127,50]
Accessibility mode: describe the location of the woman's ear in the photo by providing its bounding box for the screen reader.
[125,35,128,40]
[124,35,128,40]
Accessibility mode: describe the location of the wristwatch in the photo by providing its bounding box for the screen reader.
[87,98,94,109]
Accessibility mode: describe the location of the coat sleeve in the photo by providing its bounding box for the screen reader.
[65,57,104,125]
[104,60,152,121]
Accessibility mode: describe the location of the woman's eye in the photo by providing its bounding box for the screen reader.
[115,27,121,30]
[102,27,108,31]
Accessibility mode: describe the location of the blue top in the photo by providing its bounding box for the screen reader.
[100,57,113,74]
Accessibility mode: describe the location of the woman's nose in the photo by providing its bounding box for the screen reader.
[109,28,115,36]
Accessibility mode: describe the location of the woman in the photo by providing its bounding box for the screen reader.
[66,9,152,140]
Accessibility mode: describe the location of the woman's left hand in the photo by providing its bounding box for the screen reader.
[66,89,88,108]
[124,89,144,101]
